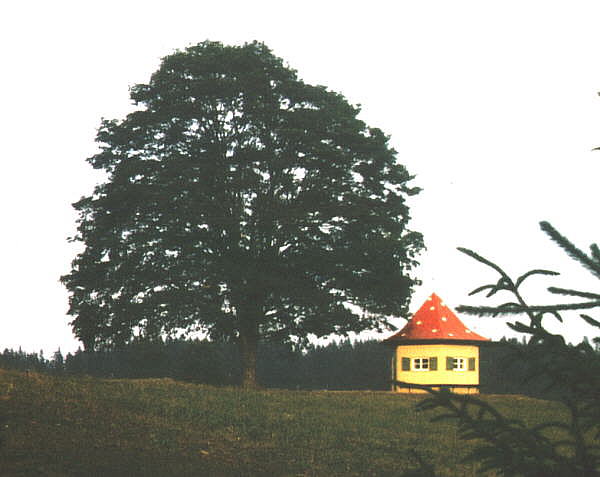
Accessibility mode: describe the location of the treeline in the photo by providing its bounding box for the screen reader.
[1,338,597,395]
[480,336,599,398]
[0,339,392,390]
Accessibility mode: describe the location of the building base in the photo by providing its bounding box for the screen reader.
[393,384,480,394]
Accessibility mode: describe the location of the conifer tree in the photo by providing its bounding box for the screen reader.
[403,221,600,476]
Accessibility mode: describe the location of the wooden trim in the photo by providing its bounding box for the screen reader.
[393,382,481,389]
[384,339,491,346]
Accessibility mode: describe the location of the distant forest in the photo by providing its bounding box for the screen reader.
[1,338,597,397]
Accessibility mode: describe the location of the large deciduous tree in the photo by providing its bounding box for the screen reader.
[61,41,423,387]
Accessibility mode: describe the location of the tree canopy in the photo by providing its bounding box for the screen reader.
[61,41,423,386]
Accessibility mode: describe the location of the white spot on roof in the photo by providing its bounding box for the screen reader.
[431,328,438,333]
[401,333,406,336]
[416,320,422,325]
[465,329,472,333]
[448,333,454,337]
[441,316,447,322]
[430,306,435,311]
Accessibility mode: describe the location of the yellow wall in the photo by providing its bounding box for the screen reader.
[393,344,480,393]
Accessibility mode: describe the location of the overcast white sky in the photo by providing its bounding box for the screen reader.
[1,1,600,354]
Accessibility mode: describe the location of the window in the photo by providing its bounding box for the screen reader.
[453,358,466,371]
[400,356,437,371]
[446,356,470,371]
[413,358,429,371]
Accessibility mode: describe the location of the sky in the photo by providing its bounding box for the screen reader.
[1,1,600,354]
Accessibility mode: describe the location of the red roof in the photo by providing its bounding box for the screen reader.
[384,293,489,343]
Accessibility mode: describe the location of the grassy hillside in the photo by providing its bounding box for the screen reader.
[0,369,567,476]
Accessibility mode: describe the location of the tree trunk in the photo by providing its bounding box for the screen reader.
[239,322,260,388]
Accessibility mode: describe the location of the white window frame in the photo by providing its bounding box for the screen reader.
[453,357,466,371]
[413,357,429,371]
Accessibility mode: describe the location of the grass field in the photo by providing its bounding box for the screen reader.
[0,369,568,476]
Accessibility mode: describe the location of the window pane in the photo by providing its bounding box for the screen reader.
[413,358,430,370]
[453,358,465,370]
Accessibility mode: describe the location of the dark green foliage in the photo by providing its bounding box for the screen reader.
[417,387,579,476]
[402,222,600,476]
[58,339,393,390]
[0,338,590,395]
[65,340,242,385]
[479,338,600,397]
[0,339,394,390]
[60,40,422,386]
[0,348,55,374]
[290,339,394,390]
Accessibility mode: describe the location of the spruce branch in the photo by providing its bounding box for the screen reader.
[515,269,559,289]
[406,381,576,475]
[395,221,600,477]
[457,247,539,325]
[540,221,600,279]
[451,222,600,476]
[468,284,497,296]
[457,247,511,281]
[550,310,564,322]
[548,287,600,300]
[580,314,600,329]
[458,301,600,317]
[591,243,600,264]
